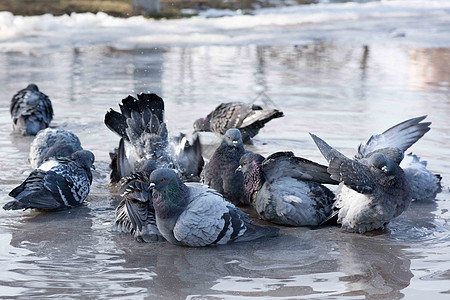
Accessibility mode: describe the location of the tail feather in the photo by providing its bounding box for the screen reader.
[141,108,151,130]
[241,109,284,139]
[105,93,165,143]
[3,200,27,211]
[119,95,139,118]
[117,138,133,179]
[137,93,164,122]
[237,223,279,243]
[309,133,336,163]
[105,109,128,141]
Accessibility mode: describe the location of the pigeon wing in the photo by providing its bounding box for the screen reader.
[262,151,338,185]
[173,185,246,246]
[356,116,431,158]
[310,133,375,194]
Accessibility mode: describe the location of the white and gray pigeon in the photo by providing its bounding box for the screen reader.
[201,128,248,206]
[149,168,279,247]
[355,115,441,200]
[3,150,95,211]
[105,93,203,183]
[400,153,442,201]
[193,102,283,143]
[113,160,165,242]
[29,128,83,168]
[10,83,53,136]
[310,133,412,233]
[237,152,338,226]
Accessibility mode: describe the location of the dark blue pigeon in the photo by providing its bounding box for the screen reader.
[310,133,412,233]
[201,128,248,206]
[237,151,337,226]
[193,101,283,143]
[29,128,83,168]
[10,84,53,136]
[4,150,95,211]
[149,168,279,247]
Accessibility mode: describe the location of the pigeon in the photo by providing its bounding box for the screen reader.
[193,102,283,143]
[400,153,442,201]
[29,128,83,168]
[169,133,204,182]
[149,168,279,247]
[310,133,412,233]
[355,115,441,200]
[10,84,53,136]
[201,128,247,206]
[3,150,95,211]
[113,160,165,243]
[237,151,338,226]
[105,93,203,183]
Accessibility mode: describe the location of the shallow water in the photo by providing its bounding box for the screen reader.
[1,2,450,299]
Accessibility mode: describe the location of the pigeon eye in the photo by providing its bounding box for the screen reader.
[227,136,230,139]
[160,178,165,182]
[243,162,247,166]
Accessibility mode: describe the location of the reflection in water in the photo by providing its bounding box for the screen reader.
[408,48,450,92]
[336,235,412,299]
[0,41,449,298]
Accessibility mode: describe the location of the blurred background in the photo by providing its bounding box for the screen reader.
[1,0,320,18]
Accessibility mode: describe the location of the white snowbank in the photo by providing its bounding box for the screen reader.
[0,1,449,52]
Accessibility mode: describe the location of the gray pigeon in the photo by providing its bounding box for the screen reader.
[193,102,283,143]
[169,133,204,182]
[237,152,337,226]
[29,128,83,168]
[149,168,279,247]
[310,133,412,233]
[105,93,203,183]
[400,153,442,201]
[201,128,247,206]
[355,115,441,201]
[10,84,53,136]
[3,150,95,211]
[113,161,165,243]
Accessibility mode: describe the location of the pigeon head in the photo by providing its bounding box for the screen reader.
[193,117,210,132]
[71,150,95,170]
[237,152,265,174]
[149,168,180,191]
[222,128,243,149]
[26,83,39,92]
[149,168,189,217]
[368,153,392,173]
[237,152,265,204]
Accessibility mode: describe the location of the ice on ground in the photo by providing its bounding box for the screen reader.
[0,0,450,52]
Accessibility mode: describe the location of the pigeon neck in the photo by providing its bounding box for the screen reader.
[243,161,264,205]
[217,142,244,158]
[201,116,211,131]
[153,180,190,219]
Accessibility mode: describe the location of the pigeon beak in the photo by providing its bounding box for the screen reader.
[149,182,155,188]
[232,140,238,147]
[235,165,242,173]
[91,164,96,170]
